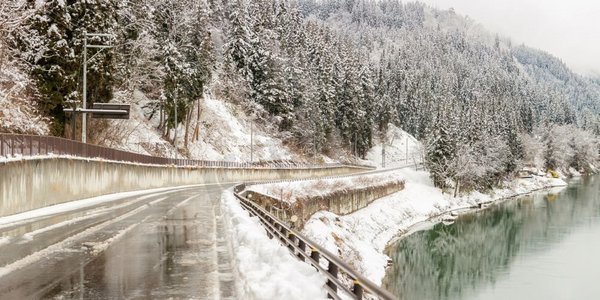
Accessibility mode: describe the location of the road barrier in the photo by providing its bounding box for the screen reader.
[0,134,368,169]
[233,184,398,300]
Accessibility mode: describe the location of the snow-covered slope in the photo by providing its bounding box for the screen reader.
[96,90,301,162]
[185,95,299,162]
[222,191,327,299]
[302,169,567,286]
[366,124,422,168]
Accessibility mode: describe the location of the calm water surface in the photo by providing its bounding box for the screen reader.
[383,176,600,300]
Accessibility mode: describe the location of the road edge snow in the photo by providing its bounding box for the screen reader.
[221,190,328,300]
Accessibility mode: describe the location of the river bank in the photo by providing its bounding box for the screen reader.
[382,175,600,300]
[301,168,567,286]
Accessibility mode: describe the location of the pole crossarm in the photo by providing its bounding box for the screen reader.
[86,45,113,49]
[81,31,114,143]
[86,33,114,37]
[64,108,128,114]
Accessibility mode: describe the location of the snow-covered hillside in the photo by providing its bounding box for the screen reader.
[366,125,422,168]
[101,90,301,162]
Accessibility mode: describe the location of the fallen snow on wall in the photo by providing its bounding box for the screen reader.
[222,191,328,300]
[302,168,567,286]
[247,171,404,205]
[366,124,422,169]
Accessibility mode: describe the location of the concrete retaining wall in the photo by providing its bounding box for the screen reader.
[246,181,404,228]
[0,157,367,217]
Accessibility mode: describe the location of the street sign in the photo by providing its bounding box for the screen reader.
[91,103,130,119]
[64,103,130,120]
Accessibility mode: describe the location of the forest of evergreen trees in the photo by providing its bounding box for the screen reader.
[1,0,599,192]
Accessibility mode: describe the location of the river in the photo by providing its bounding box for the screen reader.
[382,175,600,300]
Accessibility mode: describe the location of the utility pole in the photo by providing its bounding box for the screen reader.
[250,121,254,163]
[82,31,113,143]
[82,32,87,143]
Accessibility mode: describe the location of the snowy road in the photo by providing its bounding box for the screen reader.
[0,184,236,299]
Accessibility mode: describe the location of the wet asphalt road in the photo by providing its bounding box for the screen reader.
[0,184,236,300]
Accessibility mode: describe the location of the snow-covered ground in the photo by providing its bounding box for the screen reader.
[107,90,302,162]
[366,124,422,169]
[186,95,299,162]
[302,168,567,286]
[222,191,328,300]
[246,172,404,205]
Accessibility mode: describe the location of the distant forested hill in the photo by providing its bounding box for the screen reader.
[2,0,598,190]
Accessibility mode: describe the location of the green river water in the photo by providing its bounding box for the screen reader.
[383,176,600,300]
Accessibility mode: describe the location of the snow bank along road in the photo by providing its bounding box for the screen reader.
[0,184,237,299]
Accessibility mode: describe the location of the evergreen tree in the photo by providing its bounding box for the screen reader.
[425,121,455,189]
[17,0,78,135]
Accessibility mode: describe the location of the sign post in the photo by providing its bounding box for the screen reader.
[82,32,114,143]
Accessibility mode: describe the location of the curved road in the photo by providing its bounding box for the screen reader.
[0,184,236,300]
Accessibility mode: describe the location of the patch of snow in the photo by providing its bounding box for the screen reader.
[302,168,567,286]
[106,90,311,163]
[366,124,422,169]
[186,95,299,162]
[222,191,328,300]
[105,90,182,158]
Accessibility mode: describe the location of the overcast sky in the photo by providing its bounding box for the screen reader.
[417,0,600,76]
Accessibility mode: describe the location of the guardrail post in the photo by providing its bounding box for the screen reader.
[327,263,339,294]
[287,233,295,252]
[352,281,364,299]
[310,248,320,263]
[297,239,306,261]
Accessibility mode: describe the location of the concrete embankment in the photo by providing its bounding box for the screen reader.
[245,180,405,228]
[0,157,366,217]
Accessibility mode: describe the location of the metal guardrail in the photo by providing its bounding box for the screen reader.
[0,134,358,169]
[233,184,398,300]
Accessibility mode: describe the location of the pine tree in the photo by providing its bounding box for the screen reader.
[543,128,557,171]
[425,121,455,189]
[17,0,78,135]
[70,0,119,106]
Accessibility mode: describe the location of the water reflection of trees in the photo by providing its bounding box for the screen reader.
[383,176,600,300]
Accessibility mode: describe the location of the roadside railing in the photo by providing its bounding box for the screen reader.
[0,134,353,169]
[233,184,398,300]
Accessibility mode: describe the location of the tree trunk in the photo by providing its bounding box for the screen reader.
[453,179,460,198]
[159,100,165,131]
[184,104,193,148]
[193,99,202,142]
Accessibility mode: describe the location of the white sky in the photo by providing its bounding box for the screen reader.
[417,0,600,76]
